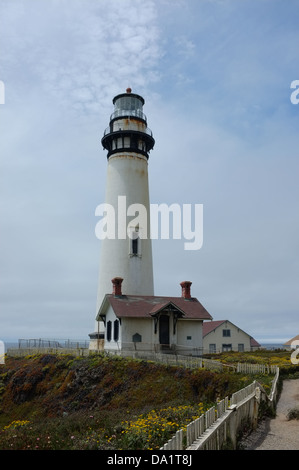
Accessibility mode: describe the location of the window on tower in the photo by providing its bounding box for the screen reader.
[129,226,141,257]
[132,237,138,255]
[131,137,138,149]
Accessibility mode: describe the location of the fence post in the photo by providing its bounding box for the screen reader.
[186,423,192,447]
[253,387,261,430]
[178,429,183,450]
[228,404,237,449]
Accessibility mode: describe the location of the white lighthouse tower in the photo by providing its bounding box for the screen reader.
[89,88,155,349]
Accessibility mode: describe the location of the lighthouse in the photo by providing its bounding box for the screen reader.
[89,88,155,349]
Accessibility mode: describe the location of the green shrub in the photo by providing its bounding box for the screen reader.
[287,407,299,421]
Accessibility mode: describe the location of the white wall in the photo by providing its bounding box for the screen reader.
[103,306,155,352]
[203,321,252,353]
[95,152,154,327]
[102,306,204,355]
[122,317,155,350]
[103,304,121,351]
[177,320,203,353]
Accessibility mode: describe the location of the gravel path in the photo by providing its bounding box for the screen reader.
[241,379,299,450]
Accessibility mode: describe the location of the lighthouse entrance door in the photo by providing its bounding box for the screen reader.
[159,315,170,349]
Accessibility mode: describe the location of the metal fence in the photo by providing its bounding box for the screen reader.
[17,338,89,349]
[7,347,89,357]
[236,362,277,375]
[7,338,90,357]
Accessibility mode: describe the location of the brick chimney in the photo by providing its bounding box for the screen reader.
[112,277,123,296]
[180,281,192,299]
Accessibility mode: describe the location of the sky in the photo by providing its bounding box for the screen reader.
[0,0,298,345]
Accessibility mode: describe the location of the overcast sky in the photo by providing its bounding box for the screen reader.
[1,0,298,344]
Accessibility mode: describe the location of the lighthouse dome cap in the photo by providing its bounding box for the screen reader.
[113,88,145,107]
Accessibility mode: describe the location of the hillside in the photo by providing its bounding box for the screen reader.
[0,353,272,450]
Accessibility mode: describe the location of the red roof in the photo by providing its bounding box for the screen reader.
[100,294,213,320]
[284,335,299,346]
[202,320,226,336]
[202,320,261,347]
[250,337,261,347]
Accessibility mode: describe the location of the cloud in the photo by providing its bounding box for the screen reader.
[0,0,298,344]
[1,0,162,114]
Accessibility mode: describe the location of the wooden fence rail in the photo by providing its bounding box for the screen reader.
[160,367,280,450]
[236,362,277,375]
[230,381,256,405]
[7,347,278,376]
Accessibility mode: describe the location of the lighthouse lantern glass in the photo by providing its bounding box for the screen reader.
[111,95,145,121]
[114,96,143,113]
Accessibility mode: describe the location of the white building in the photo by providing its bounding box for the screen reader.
[94,278,212,355]
[89,89,213,355]
[203,320,260,354]
[89,89,155,349]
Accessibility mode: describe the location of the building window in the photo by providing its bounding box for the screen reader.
[223,329,231,337]
[107,321,112,342]
[222,344,232,352]
[238,343,244,352]
[131,137,138,149]
[187,336,192,340]
[138,139,145,151]
[132,237,138,255]
[209,344,216,353]
[114,320,119,341]
[129,226,141,257]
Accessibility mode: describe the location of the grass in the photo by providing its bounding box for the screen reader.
[203,348,293,366]
[0,350,297,450]
[0,403,212,450]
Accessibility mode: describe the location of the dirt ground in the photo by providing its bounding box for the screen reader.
[241,379,299,450]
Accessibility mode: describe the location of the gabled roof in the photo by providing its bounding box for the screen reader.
[250,337,261,347]
[284,335,299,346]
[202,319,261,347]
[97,294,212,321]
[202,320,226,336]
